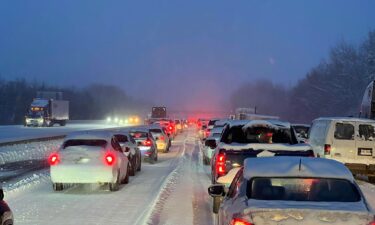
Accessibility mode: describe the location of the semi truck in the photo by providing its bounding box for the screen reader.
[25,91,69,127]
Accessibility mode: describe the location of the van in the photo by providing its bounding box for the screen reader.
[309,117,375,164]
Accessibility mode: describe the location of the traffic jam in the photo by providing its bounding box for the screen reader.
[1,105,374,225]
[2,2,375,224]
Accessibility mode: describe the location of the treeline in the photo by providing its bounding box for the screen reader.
[0,79,150,125]
[231,30,375,123]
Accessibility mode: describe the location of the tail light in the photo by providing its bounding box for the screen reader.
[168,126,173,131]
[104,152,116,166]
[216,152,226,177]
[369,219,375,225]
[230,218,253,225]
[205,130,210,136]
[48,153,60,166]
[143,139,152,146]
[159,136,165,141]
[324,144,331,155]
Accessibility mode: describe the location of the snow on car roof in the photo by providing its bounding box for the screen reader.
[243,157,354,181]
[314,117,375,123]
[65,131,113,141]
[242,120,291,130]
[220,143,312,151]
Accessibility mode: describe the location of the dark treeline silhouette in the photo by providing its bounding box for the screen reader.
[231,30,375,123]
[0,79,150,125]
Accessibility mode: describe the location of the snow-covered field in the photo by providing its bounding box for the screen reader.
[3,128,375,225]
[0,122,121,143]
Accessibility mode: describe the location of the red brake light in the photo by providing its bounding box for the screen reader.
[168,126,173,131]
[143,139,152,146]
[324,144,331,155]
[48,153,60,166]
[230,218,253,225]
[104,152,116,166]
[216,152,226,176]
[159,136,165,141]
[206,130,210,136]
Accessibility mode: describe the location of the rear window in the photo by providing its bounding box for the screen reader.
[221,126,295,144]
[334,123,354,140]
[63,139,107,149]
[129,132,148,139]
[359,124,375,141]
[149,129,162,133]
[247,178,360,202]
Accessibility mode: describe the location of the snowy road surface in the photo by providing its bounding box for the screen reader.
[6,129,214,225]
[0,122,121,143]
[5,128,375,225]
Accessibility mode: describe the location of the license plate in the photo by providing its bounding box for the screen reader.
[358,148,372,156]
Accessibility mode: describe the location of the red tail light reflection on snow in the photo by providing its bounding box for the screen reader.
[48,153,60,166]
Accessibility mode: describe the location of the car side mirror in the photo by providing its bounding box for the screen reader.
[205,139,217,149]
[0,189,4,200]
[208,184,225,197]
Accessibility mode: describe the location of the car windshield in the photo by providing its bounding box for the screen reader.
[248,177,361,202]
[221,125,295,144]
[63,139,107,149]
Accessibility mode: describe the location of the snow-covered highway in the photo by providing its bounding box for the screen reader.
[5,129,214,225]
[3,128,375,225]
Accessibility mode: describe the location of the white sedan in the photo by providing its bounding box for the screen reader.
[49,131,130,191]
[209,157,375,225]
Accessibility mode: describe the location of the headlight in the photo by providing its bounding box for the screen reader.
[38,118,44,123]
[106,117,112,122]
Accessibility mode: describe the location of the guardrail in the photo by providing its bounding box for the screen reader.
[0,135,66,147]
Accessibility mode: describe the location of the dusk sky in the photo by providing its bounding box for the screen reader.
[1,0,375,110]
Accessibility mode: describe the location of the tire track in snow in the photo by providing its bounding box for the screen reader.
[143,132,196,225]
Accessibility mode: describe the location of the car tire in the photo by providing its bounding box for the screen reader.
[213,197,221,214]
[137,156,141,171]
[110,173,120,191]
[53,183,63,191]
[123,166,130,184]
[129,158,136,176]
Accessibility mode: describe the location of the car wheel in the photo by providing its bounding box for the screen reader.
[110,173,120,191]
[129,158,135,176]
[123,166,130,184]
[137,155,141,171]
[155,152,158,161]
[53,183,63,191]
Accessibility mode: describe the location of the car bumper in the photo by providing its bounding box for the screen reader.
[139,146,154,157]
[50,165,116,183]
